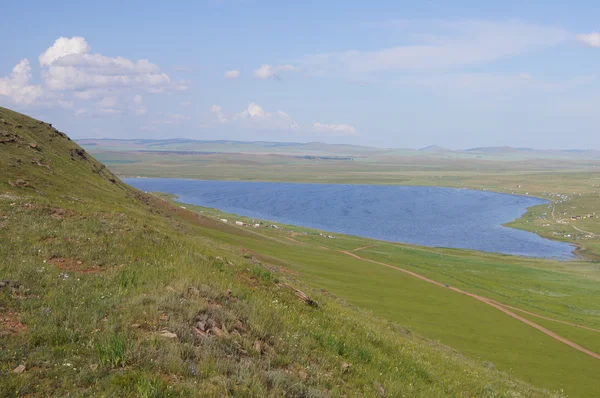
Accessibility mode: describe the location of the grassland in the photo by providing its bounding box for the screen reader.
[82,141,600,395]
[2,106,600,396]
[148,197,600,397]
[86,144,600,262]
[0,108,574,396]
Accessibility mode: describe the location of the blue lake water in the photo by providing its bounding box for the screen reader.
[125,178,574,259]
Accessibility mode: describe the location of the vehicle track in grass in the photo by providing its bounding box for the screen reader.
[340,249,600,360]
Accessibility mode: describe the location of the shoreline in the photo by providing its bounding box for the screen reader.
[125,178,578,262]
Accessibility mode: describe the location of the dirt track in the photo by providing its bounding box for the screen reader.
[279,232,600,357]
[340,250,600,360]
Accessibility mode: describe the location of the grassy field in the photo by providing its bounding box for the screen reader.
[81,135,600,396]
[149,198,600,397]
[1,108,574,396]
[2,106,599,396]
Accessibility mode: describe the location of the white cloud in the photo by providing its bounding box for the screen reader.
[313,122,357,135]
[209,102,298,130]
[210,105,227,123]
[253,64,299,79]
[2,36,186,111]
[0,59,44,105]
[277,110,299,129]
[294,20,567,77]
[39,37,91,67]
[236,102,267,119]
[180,100,192,107]
[39,37,176,93]
[224,70,240,79]
[75,108,87,116]
[254,64,275,79]
[576,32,600,48]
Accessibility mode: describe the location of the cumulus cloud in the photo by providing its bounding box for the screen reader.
[313,122,357,135]
[235,102,267,119]
[576,32,600,48]
[38,37,176,93]
[235,102,299,129]
[210,105,227,123]
[254,65,275,79]
[0,59,44,105]
[209,102,298,130]
[519,72,532,80]
[253,64,299,79]
[39,37,91,67]
[224,70,240,79]
[276,110,299,129]
[1,36,185,113]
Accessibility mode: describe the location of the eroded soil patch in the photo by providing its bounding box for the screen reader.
[48,257,102,274]
[0,311,27,336]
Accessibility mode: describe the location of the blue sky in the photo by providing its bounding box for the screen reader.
[1,0,600,149]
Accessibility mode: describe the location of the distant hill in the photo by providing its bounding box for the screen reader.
[465,146,518,153]
[78,138,600,161]
[78,138,384,157]
[463,146,600,159]
[419,145,449,153]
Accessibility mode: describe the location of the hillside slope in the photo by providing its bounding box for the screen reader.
[0,107,558,397]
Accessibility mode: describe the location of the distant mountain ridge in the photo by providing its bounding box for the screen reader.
[78,138,599,153]
[419,145,449,152]
[78,138,600,160]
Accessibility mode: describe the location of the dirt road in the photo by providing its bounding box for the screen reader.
[340,250,600,360]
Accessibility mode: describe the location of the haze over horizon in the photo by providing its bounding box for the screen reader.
[77,138,600,153]
[2,0,600,150]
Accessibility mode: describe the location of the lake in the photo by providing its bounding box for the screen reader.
[124,178,574,259]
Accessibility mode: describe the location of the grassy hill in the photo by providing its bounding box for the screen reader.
[0,106,571,396]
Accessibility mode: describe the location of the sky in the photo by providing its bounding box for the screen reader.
[1,0,600,149]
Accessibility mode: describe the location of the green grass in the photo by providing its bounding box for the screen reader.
[1,107,568,396]
[146,194,600,397]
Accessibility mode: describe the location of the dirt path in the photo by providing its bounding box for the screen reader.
[489,301,600,333]
[551,203,595,237]
[352,244,377,252]
[284,236,304,244]
[573,225,595,236]
[340,250,600,360]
